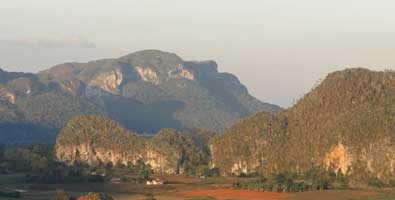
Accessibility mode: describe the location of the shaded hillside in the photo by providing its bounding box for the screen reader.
[55,115,211,174]
[38,50,280,132]
[0,71,103,143]
[0,50,280,143]
[210,68,395,184]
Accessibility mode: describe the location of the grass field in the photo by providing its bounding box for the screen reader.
[1,175,395,200]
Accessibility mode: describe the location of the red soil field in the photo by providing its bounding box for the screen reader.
[350,191,379,196]
[178,189,290,199]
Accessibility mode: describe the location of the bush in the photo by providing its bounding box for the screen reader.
[368,177,385,188]
[120,176,145,184]
[52,190,70,200]
[388,179,395,187]
[232,172,332,193]
[87,192,113,200]
[238,172,259,178]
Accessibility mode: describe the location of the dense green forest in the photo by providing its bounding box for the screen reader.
[55,115,217,176]
[211,68,395,186]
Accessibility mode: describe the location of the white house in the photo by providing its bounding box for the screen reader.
[146,178,165,185]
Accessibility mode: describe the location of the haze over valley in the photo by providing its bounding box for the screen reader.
[2,0,395,107]
[1,1,395,200]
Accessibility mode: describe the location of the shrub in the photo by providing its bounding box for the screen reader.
[52,189,70,200]
[232,172,333,193]
[87,192,113,200]
[368,177,385,188]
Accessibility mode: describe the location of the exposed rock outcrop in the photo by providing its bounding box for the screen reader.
[56,143,179,174]
[0,86,16,104]
[168,64,195,80]
[210,68,395,183]
[89,68,123,93]
[0,50,280,144]
[9,78,34,96]
[324,144,351,174]
[135,66,160,85]
[55,116,209,174]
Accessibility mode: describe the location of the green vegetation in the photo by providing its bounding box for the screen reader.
[55,115,213,176]
[87,192,114,200]
[211,68,395,186]
[233,171,347,193]
[4,67,395,197]
[0,144,104,184]
[192,166,220,178]
[0,144,53,173]
[0,50,280,144]
[51,191,114,200]
[201,177,229,185]
[52,190,70,200]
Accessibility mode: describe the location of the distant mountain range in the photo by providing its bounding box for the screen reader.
[55,68,395,184]
[0,50,280,143]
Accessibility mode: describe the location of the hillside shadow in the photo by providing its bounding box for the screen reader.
[105,97,187,134]
[0,122,56,144]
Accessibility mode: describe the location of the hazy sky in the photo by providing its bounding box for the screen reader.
[1,0,395,107]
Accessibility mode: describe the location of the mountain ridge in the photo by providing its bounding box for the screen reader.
[55,115,212,174]
[0,50,280,144]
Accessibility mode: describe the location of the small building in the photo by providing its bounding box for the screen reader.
[110,177,121,184]
[146,178,165,185]
[91,171,106,177]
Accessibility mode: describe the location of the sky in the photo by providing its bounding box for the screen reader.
[1,0,395,107]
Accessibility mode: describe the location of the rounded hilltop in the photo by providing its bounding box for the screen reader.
[210,67,395,185]
[55,115,211,175]
[119,49,184,65]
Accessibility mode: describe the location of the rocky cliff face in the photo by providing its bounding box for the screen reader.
[323,144,351,174]
[52,68,395,183]
[56,142,180,174]
[135,66,160,85]
[0,86,16,104]
[88,67,123,93]
[55,116,209,174]
[0,50,280,144]
[210,68,395,183]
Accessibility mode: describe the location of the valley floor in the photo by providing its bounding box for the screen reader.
[1,175,395,200]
